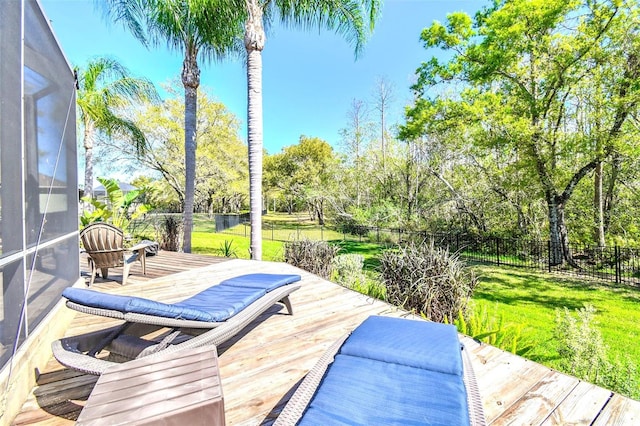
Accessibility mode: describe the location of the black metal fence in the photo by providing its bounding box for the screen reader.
[424,233,640,287]
[217,221,640,286]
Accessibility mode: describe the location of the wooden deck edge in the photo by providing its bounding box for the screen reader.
[0,278,82,425]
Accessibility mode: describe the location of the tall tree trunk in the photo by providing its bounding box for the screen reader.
[547,195,565,266]
[83,119,95,201]
[245,1,265,260]
[530,132,597,267]
[182,46,200,253]
[603,152,621,232]
[594,160,606,247]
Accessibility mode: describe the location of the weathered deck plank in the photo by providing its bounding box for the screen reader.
[541,381,612,425]
[11,253,640,425]
[491,370,579,425]
[592,394,640,425]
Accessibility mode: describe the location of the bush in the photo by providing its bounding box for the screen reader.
[379,241,478,322]
[331,254,366,287]
[156,215,182,251]
[554,305,638,398]
[333,214,370,237]
[330,254,387,300]
[350,275,387,300]
[284,239,340,279]
[368,229,397,245]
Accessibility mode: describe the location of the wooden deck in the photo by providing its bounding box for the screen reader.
[12,252,640,425]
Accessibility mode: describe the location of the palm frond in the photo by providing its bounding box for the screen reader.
[100,0,150,46]
[102,0,245,63]
[274,0,382,57]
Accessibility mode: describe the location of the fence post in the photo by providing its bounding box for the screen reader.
[271,223,274,241]
[615,245,621,284]
[547,240,552,273]
[377,227,380,243]
[244,223,247,238]
[496,237,500,266]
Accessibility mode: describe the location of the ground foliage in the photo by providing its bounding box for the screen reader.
[379,241,479,322]
[555,305,639,399]
[283,239,340,279]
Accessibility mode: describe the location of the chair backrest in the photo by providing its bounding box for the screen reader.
[80,223,126,269]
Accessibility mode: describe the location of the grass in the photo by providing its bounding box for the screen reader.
[192,232,285,261]
[333,240,386,270]
[470,264,640,396]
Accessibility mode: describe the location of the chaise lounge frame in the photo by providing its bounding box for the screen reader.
[52,281,301,375]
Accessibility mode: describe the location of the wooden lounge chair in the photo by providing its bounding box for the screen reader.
[80,222,151,286]
[274,315,486,426]
[52,273,301,375]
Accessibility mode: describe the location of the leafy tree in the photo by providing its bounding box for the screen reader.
[102,0,244,252]
[76,57,158,199]
[264,136,340,224]
[131,175,180,211]
[239,0,382,260]
[402,0,640,264]
[115,88,247,214]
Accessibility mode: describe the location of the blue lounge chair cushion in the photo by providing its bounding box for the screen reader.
[300,354,469,426]
[298,316,470,425]
[338,315,463,376]
[220,273,301,292]
[62,273,301,322]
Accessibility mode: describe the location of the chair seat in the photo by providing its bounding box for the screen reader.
[62,273,301,322]
[80,222,142,286]
[274,316,485,426]
[300,354,469,426]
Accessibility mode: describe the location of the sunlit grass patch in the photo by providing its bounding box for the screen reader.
[471,264,640,397]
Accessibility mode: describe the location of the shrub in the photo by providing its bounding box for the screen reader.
[80,177,149,230]
[554,305,608,381]
[330,254,387,300]
[284,239,340,279]
[379,240,478,323]
[554,305,638,398]
[369,230,397,245]
[156,215,182,251]
[351,275,387,300]
[331,254,366,287]
[333,212,370,237]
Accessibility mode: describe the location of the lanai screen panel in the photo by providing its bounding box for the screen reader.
[0,0,78,369]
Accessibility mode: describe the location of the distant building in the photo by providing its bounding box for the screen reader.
[93,181,137,199]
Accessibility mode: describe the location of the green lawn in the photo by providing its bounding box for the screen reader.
[195,212,364,243]
[471,265,640,370]
[192,232,285,261]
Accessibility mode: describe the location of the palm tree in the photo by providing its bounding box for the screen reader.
[76,57,158,200]
[102,0,244,252]
[242,0,382,260]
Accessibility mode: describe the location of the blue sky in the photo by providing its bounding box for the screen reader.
[40,0,483,155]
